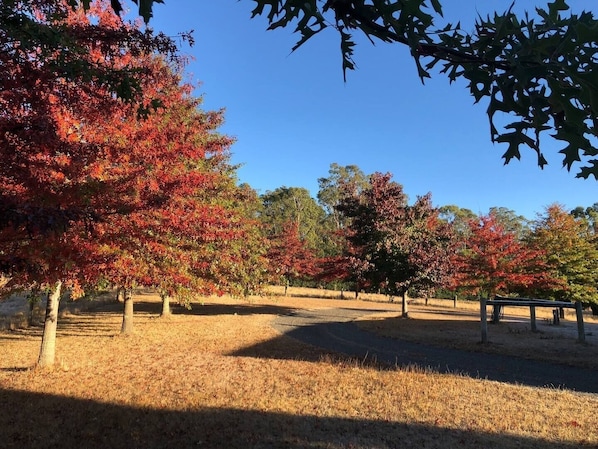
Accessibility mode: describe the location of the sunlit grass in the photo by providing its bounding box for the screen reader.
[0,291,596,448]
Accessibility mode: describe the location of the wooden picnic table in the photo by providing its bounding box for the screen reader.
[480,296,585,343]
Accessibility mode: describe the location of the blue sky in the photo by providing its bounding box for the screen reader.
[148,0,597,219]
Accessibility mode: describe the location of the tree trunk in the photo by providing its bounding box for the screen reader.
[115,286,124,303]
[37,281,62,368]
[120,288,134,334]
[401,291,409,318]
[28,296,36,327]
[160,294,171,317]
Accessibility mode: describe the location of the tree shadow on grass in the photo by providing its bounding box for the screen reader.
[83,299,298,319]
[171,302,299,317]
[0,388,583,449]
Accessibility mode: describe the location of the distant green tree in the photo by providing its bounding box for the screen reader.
[317,163,371,261]
[210,183,270,299]
[488,207,530,240]
[529,204,598,312]
[317,163,370,231]
[260,187,327,255]
[571,203,598,235]
[438,205,477,241]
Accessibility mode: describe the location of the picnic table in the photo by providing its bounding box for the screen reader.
[480,295,585,343]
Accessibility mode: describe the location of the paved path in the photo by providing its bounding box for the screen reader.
[272,308,598,394]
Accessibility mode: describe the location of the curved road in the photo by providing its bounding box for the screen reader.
[272,308,598,394]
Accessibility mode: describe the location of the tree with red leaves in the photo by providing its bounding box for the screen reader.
[83,53,243,333]
[0,1,259,362]
[0,0,178,366]
[453,212,557,298]
[338,173,456,317]
[266,221,317,296]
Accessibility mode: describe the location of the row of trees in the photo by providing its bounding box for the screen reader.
[258,164,598,317]
[1,1,269,366]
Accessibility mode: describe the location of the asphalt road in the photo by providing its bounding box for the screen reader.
[271,307,598,394]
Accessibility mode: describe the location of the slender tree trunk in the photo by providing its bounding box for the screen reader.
[28,296,36,327]
[37,281,62,368]
[160,294,171,317]
[401,290,409,318]
[27,285,41,327]
[115,286,124,303]
[120,288,134,334]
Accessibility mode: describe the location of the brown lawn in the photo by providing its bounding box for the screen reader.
[0,288,597,448]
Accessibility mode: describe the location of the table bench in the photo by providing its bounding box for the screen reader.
[480,296,585,343]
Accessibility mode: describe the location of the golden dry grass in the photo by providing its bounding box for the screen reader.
[0,290,597,448]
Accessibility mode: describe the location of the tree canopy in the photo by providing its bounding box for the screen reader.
[338,172,456,315]
[0,0,264,362]
[260,186,327,254]
[453,212,558,297]
[529,204,598,307]
[92,0,598,179]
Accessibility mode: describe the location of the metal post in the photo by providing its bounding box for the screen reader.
[575,301,586,343]
[530,306,537,332]
[481,297,488,343]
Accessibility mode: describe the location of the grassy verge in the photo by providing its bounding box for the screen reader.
[0,292,596,448]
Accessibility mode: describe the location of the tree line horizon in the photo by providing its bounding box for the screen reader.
[257,164,598,306]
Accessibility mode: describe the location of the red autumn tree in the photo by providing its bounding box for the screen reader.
[0,0,181,366]
[80,51,269,332]
[452,212,557,298]
[316,233,362,299]
[338,173,457,316]
[266,221,317,295]
[0,1,259,361]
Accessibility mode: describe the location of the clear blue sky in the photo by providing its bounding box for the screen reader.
[148,0,597,219]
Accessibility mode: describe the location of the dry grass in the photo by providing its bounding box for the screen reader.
[0,290,597,448]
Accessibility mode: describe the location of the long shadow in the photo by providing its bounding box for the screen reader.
[0,300,300,341]
[241,312,598,393]
[85,300,298,318]
[0,388,583,449]
[173,302,299,317]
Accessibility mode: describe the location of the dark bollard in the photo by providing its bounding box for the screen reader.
[552,309,560,325]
